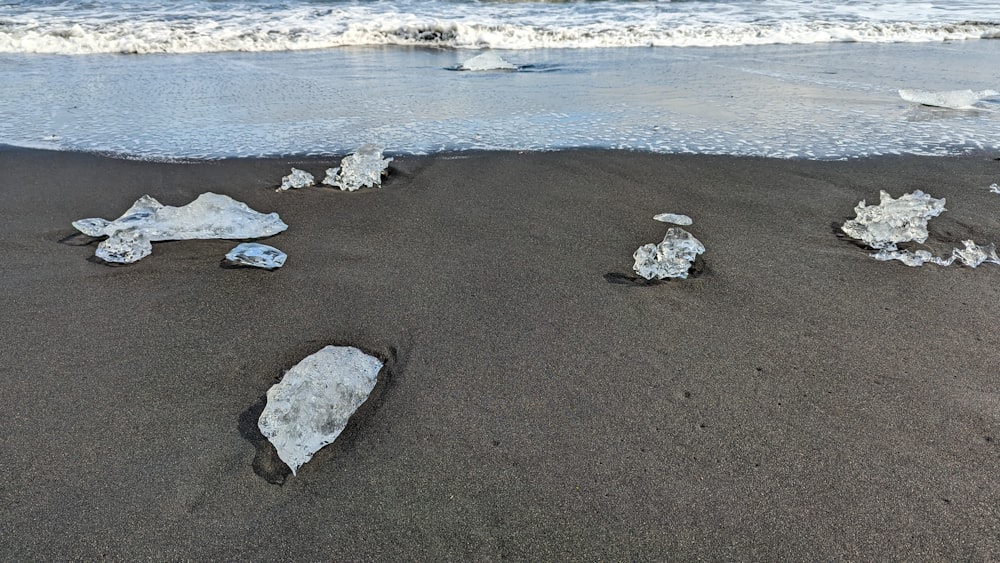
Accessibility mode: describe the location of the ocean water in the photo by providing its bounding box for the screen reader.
[1,0,999,159]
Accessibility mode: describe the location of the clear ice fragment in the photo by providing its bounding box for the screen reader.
[458,52,517,71]
[224,242,287,270]
[73,192,288,264]
[951,240,1000,268]
[989,183,1000,194]
[322,145,392,191]
[652,213,693,226]
[633,227,705,280]
[841,190,946,250]
[898,89,999,109]
[278,168,315,191]
[871,248,954,267]
[258,345,383,476]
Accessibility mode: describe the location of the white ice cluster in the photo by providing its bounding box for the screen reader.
[458,52,517,71]
[899,88,999,109]
[225,242,287,270]
[842,190,1000,268]
[258,345,383,476]
[323,145,392,191]
[989,183,1000,194]
[73,193,288,264]
[633,212,705,280]
[278,168,315,191]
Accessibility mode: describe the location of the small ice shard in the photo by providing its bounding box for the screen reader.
[951,240,1000,268]
[633,227,705,280]
[841,190,946,250]
[225,242,287,270]
[652,213,693,226]
[871,248,955,267]
[73,192,288,264]
[899,88,999,109]
[322,145,392,191]
[458,52,517,71]
[278,168,315,191]
[258,345,383,476]
[989,183,1000,194]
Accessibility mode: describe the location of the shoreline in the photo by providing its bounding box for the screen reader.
[2,147,999,559]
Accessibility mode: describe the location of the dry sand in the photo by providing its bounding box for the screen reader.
[1,146,999,559]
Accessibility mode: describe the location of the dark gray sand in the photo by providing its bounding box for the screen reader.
[2,147,999,559]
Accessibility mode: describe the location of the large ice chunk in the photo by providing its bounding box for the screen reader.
[458,52,517,71]
[841,190,946,250]
[225,242,287,270]
[899,89,999,109]
[633,227,705,280]
[652,213,693,226]
[278,168,315,191]
[322,145,392,191]
[73,192,288,264]
[258,345,383,476]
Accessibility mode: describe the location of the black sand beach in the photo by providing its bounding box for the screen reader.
[2,146,999,559]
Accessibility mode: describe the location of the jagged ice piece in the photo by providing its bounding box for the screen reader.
[989,183,1000,194]
[258,345,383,476]
[952,240,1000,268]
[225,242,287,270]
[899,88,999,109]
[72,192,288,264]
[841,190,946,250]
[458,51,517,71]
[322,145,392,191]
[278,168,315,191]
[633,227,705,280]
[652,213,693,226]
[871,248,954,267]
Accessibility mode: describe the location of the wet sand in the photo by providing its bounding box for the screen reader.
[1,146,999,559]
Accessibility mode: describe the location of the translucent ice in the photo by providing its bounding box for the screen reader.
[73,192,288,264]
[633,227,705,280]
[899,89,999,109]
[871,248,954,267]
[278,168,315,191]
[224,242,287,270]
[258,345,383,476]
[989,183,1000,194]
[841,190,946,250]
[652,213,693,226]
[322,145,392,191]
[951,240,1000,268]
[458,52,517,71]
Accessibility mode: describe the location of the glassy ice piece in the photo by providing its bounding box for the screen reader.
[951,240,1000,268]
[258,345,383,476]
[278,168,315,191]
[322,145,393,191]
[96,228,153,264]
[652,213,693,226]
[871,248,954,267]
[898,89,1000,109]
[989,183,1000,194]
[73,192,288,264]
[458,52,517,71]
[633,227,705,280]
[225,242,287,270]
[841,190,946,250]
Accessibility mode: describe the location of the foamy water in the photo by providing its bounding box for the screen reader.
[2,0,999,54]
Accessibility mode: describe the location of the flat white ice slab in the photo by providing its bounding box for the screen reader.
[73,192,288,264]
[652,213,693,226]
[458,52,517,71]
[258,345,383,476]
[899,88,999,109]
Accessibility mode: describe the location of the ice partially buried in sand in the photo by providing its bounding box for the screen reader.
[225,242,286,270]
[458,51,517,71]
[258,346,383,476]
[323,145,392,191]
[898,88,999,109]
[72,192,288,264]
[633,227,705,280]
